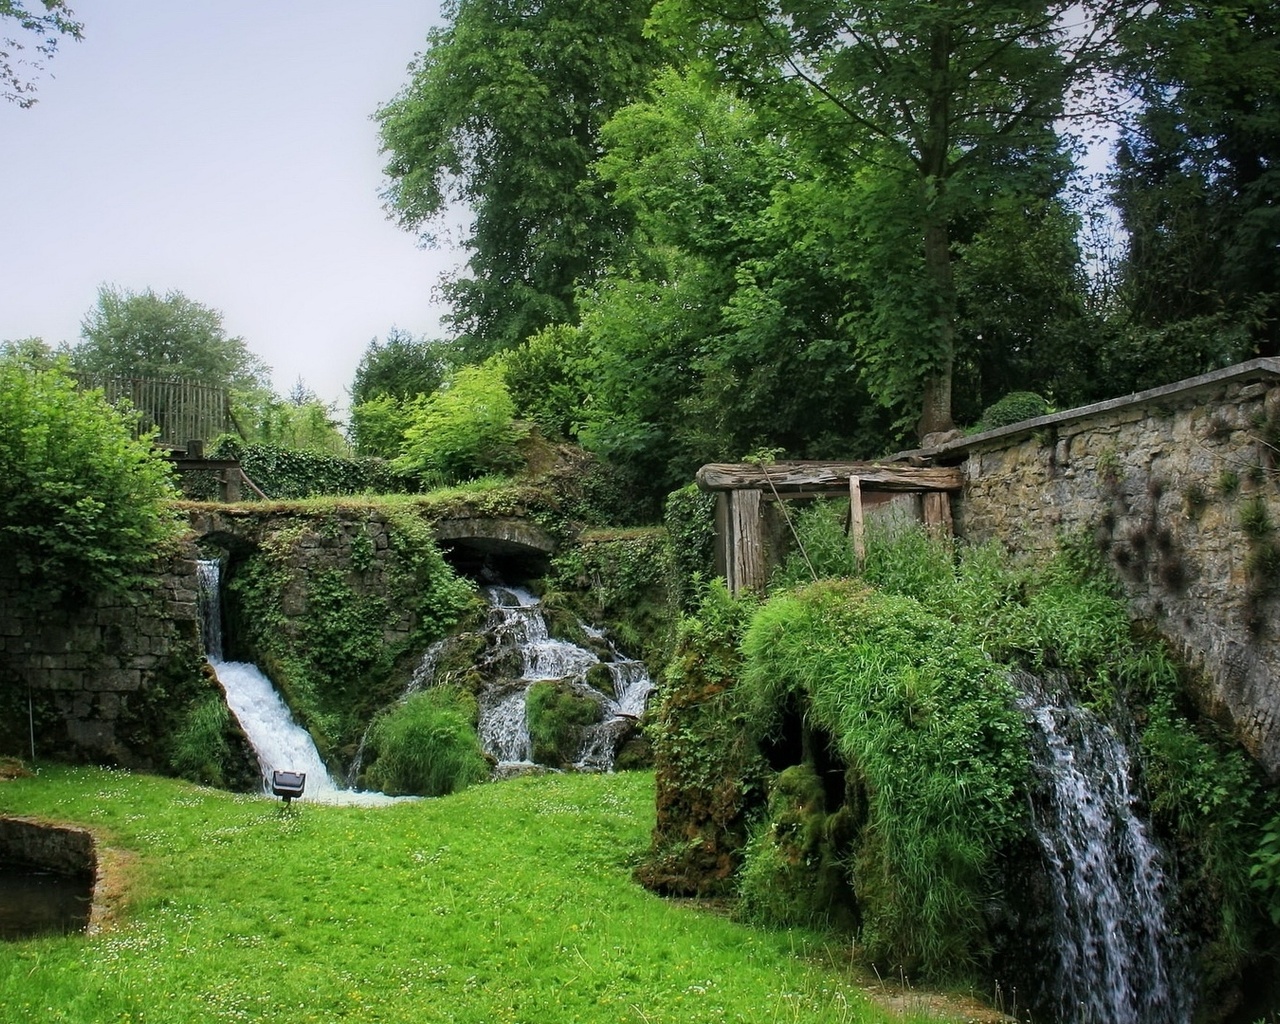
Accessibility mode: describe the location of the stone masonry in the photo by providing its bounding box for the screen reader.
[0,540,207,767]
[933,359,1280,777]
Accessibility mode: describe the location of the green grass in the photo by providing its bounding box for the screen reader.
[0,768,938,1024]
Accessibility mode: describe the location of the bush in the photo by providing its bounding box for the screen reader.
[981,391,1050,429]
[169,692,234,787]
[663,483,718,609]
[363,687,489,797]
[0,359,181,607]
[393,362,527,486]
[209,436,398,498]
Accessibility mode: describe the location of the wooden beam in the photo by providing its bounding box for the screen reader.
[923,491,953,537]
[696,460,963,493]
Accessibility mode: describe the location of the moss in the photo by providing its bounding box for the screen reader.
[525,680,601,767]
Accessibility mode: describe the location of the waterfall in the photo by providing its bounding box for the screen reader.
[196,560,402,806]
[1017,670,1189,1024]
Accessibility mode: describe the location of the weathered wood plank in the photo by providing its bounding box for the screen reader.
[697,460,964,492]
[922,491,953,537]
[730,489,766,595]
[849,476,866,569]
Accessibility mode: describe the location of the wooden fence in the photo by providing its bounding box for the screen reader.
[72,374,232,448]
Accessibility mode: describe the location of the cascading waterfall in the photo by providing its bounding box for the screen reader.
[197,559,401,806]
[1017,670,1189,1024]
[392,584,653,772]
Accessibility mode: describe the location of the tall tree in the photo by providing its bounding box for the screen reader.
[1109,0,1280,380]
[349,328,457,406]
[74,285,269,392]
[650,0,1136,438]
[1,0,82,108]
[376,0,661,359]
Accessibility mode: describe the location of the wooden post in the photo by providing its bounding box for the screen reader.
[923,491,953,537]
[849,476,866,570]
[730,488,765,595]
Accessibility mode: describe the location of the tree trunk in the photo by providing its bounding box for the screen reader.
[918,207,957,440]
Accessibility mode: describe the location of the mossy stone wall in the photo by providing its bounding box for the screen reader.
[955,367,1280,775]
[0,542,208,768]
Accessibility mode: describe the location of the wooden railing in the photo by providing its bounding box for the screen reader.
[72,374,231,448]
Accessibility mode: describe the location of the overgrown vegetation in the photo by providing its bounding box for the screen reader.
[226,506,479,759]
[648,506,1280,1000]
[208,435,399,499]
[0,358,182,609]
[361,686,489,797]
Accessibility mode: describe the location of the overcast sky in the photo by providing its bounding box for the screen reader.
[1,1,456,410]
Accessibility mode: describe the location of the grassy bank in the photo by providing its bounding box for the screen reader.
[0,769,942,1024]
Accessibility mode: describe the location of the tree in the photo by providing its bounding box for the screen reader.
[349,328,456,406]
[0,355,180,609]
[376,0,661,358]
[74,285,269,391]
[1,0,82,108]
[649,0,1136,438]
[1108,0,1280,382]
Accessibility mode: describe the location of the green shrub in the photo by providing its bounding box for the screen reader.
[209,435,398,498]
[363,687,488,797]
[0,359,181,607]
[981,391,1050,429]
[393,362,527,486]
[169,692,234,787]
[348,393,416,460]
[526,680,602,766]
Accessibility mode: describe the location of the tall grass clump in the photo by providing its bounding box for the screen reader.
[168,691,233,787]
[739,578,1030,977]
[362,686,488,796]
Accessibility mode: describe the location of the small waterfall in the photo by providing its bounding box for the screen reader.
[197,560,402,806]
[477,585,655,771]
[1017,671,1189,1024]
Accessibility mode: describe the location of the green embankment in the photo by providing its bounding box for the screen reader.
[0,768,945,1024]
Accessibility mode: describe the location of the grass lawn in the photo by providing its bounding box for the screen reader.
[0,767,960,1024]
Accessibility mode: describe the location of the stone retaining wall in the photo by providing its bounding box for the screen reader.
[0,543,208,768]
[942,360,1280,776]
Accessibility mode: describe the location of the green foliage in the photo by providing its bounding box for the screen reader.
[350,328,457,407]
[168,692,234,787]
[1252,815,1280,928]
[208,435,397,499]
[0,358,182,608]
[241,391,350,456]
[739,579,1029,975]
[73,285,270,393]
[548,528,673,662]
[502,324,592,441]
[526,680,602,766]
[376,0,659,356]
[393,362,527,486]
[980,391,1051,430]
[363,687,488,797]
[737,765,857,931]
[663,483,718,610]
[1,0,83,109]
[226,506,478,754]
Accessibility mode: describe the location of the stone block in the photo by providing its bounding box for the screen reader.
[96,669,142,692]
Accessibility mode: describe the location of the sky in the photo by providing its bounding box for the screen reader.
[1,0,457,410]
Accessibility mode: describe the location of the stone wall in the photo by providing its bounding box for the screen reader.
[941,359,1280,776]
[0,542,209,768]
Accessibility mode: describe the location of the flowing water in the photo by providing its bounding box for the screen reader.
[405,585,654,771]
[1017,670,1189,1024]
[197,560,403,806]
